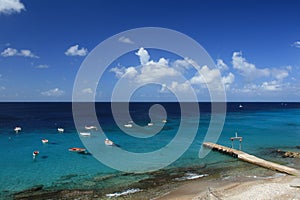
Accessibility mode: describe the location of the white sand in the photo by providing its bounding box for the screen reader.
[158,175,300,200]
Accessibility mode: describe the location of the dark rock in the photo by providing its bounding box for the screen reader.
[59,174,78,180]
[15,185,43,194]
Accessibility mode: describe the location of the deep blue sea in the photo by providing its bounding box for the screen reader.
[0,102,300,198]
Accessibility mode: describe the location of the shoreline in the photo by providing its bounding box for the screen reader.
[12,169,300,200]
[12,173,300,200]
[157,174,300,200]
[9,147,300,199]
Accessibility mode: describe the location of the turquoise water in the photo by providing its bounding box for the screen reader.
[0,103,300,198]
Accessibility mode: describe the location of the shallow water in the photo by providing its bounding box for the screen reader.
[0,102,299,198]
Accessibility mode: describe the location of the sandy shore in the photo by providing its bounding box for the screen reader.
[157,175,300,200]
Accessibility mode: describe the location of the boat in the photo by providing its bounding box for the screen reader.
[41,139,49,143]
[162,119,167,123]
[147,122,154,126]
[239,104,243,108]
[80,132,91,136]
[57,128,64,133]
[33,151,39,158]
[105,138,114,146]
[14,127,22,133]
[68,147,86,153]
[85,125,97,130]
[124,124,133,128]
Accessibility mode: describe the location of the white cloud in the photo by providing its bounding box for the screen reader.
[65,45,88,56]
[135,58,179,83]
[233,84,258,94]
[81,88,93,94]
[110,67,125,78]
[234,80,288,94]
[41,88,64,97]
[35,64,49,69]
[271,68,289,81]
[124,67,138,78]
[110,66,138,79]
[0,0,25,14]
[135,47,150,65]
[222,72,235,90]
[118,36,134,44]
[190,65,220,85]
[111,48,233,96]
[19,49,38,58]
[172,57,198,74]
[232,52,270,80]
[169,81,191,93]
[159,84,168,93]
[1,47,17,56]
[292,41,300,48]
[1,47,38,58]
[261,81,281,91]
[216,59,229,71]
[112,49,180,84]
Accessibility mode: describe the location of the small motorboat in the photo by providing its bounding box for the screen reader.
[147,122,154,126]
[80,132,91,136]
[57,128,64,133]
[85,125,97,130]
[124,124,133,128]
[239,104,243,108]
[42,139,49,144]
[104,138,114,146]
[14,127,22,133]
[33,151,39,158]
[68,147,86,153]
[162,119,167,123]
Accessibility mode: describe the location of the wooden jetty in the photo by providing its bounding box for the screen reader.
[203,142,300,176]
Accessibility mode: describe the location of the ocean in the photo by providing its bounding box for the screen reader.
[0,102,299,199]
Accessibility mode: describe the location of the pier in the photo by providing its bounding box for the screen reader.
[203,142,300,176]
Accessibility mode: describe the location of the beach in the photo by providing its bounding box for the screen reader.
[158,174,300,200]
[13,171,300,199]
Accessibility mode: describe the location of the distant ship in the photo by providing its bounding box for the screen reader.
[239,104,243,108]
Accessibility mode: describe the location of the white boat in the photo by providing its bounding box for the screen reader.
[14,127,22,133]
[42,139,49,143]
[124,124,133,128]
[162,119,167,123]
[239,104,243,108]
[147,122,154,126]
[85,125,97,130]
[57,128,64,133]
[105,138,114,146]
[80,132,91,136]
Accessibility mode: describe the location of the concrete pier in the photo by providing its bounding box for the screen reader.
[203,142,300,176]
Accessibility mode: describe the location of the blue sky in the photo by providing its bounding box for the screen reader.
[0,0,300,101]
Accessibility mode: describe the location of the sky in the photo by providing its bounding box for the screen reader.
[0,0,300,102]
